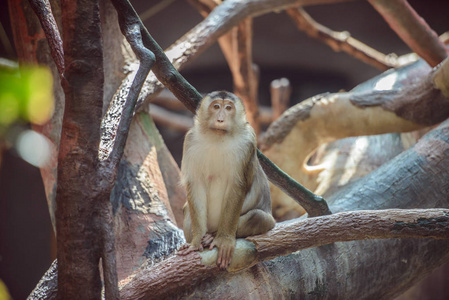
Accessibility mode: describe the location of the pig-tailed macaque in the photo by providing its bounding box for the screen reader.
[178,91,275,269]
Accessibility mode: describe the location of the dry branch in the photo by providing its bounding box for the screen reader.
[368,0,448,67]
[120,208,449,299]
[228,18,261,133]
[287,7,399,70]
[134,0,357,112]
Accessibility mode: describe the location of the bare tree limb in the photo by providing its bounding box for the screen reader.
[229,18,261,134]
[27,0,64,76]
[287,7,399,70]
[120,208,449,299]
[134,0,358,112]
[105,0,156,168]
[368,0,448,67]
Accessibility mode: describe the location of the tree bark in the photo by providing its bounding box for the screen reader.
[56,0,107,297]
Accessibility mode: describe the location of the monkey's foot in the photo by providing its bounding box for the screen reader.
[177,243,203,256]
[201,233,215,248]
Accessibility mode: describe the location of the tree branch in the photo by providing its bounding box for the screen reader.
[133,0,358,112]
[104,0,156,168]
[229,18,261,134]
[368,0,448,67]
[287,7,399,70]
[120,208,449,299]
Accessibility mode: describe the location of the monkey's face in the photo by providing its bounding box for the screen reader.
[207,99,236,134]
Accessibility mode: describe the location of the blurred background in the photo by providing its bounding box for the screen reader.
[0,0,448,298]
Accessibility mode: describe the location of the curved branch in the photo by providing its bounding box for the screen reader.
[120,208,449,299]
[103,0,156,168]
[287,7,399,70]
[368,0,448,67]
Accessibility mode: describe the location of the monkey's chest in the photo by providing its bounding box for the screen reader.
[198,147,238,232]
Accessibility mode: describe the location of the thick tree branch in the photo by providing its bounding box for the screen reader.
[120,208,449,299]
[368,0,448,67]
[27,0,64,76]
[287,7,399,70]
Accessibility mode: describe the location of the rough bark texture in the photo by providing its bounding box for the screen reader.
[56,0,107,298]
[119,207,449,299]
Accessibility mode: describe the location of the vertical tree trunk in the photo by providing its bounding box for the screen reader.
[56,0,105,297]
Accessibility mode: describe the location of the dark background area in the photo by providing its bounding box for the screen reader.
[0,0,448,298]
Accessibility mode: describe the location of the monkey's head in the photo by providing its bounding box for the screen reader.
[196,91,247,135]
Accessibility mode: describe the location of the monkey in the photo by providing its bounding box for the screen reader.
[177,91,275,269]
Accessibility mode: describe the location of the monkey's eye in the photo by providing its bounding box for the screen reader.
[213,104,220,110]
[225,105,232,111]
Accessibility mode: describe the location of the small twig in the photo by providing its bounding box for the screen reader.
[28,0,64,76]
[368,0,448,67]
[287,7,399,71]
[270,78,291,119]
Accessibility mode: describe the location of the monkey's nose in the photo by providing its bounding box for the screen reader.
[217,119,224,123]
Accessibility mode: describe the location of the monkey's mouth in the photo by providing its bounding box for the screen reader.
[210,126,228,134]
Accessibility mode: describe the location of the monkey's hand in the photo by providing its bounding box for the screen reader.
[210,235,236,269]
[177,239,204,256]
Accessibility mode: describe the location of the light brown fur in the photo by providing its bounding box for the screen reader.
[178,91,275,269]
